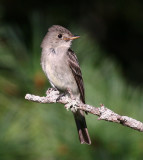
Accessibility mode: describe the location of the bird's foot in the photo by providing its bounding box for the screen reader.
[46,88,60,102]
[46,88,58,94]
[56,92,65,102]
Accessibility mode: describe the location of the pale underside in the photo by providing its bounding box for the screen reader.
[41,46,80,97]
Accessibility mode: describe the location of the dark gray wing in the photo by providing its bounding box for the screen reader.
[67,48,85,103]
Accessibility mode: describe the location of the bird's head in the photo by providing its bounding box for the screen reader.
[41,25,80,49]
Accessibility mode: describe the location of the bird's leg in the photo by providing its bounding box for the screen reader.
[65,88,78,112]
[46,88,65,102]
[66,88,75,99]
[56,92,66,102]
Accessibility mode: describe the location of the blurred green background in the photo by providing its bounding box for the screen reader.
[0,0,143,160]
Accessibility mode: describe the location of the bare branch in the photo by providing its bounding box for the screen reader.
[25,88,143,132]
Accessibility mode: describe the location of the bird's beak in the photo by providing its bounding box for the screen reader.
[69,35,80,40]
[64,35,80,41]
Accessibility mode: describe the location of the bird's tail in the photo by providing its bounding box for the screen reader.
[73,110,91,145]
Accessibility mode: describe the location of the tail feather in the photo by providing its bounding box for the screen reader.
[73,110,91,145]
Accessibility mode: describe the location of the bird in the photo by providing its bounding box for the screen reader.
[40,25,91,145]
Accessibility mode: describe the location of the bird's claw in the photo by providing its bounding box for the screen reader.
[56,93,65,102]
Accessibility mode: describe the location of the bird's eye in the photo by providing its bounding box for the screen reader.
[58,34,62,38]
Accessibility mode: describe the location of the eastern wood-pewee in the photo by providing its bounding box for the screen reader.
[41,25,91,144]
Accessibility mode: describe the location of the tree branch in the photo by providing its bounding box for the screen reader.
[25,88,143,132]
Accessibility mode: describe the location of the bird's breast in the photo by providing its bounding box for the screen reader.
[41,50,79,95]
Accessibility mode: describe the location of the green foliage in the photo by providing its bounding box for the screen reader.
[0,16,143,160]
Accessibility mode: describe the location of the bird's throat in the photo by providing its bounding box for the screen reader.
[50,46,69,56]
